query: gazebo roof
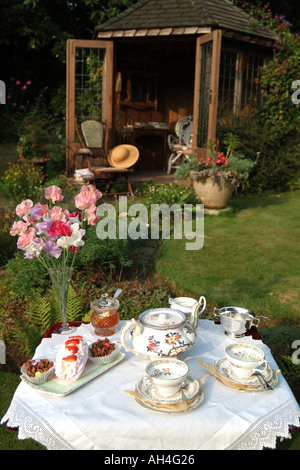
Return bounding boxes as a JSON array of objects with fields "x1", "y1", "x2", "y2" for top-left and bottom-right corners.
[{"x1": 95, "y1": 0, "x2": 276, "y2": 43}]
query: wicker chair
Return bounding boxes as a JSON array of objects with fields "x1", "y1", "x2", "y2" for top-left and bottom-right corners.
[{"x1": 167, "y1": 116, "x2": 193, "y2": 174}]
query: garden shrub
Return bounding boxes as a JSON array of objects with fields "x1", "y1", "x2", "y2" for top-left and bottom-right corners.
[
  {"x1": 75, "y1": 225, "x2": 134, "y2": 273},
  {"x1": 223, "y1": 2, "x2": 300, "y2": 193},
  {"x1": 217, "y1": 120, "x2": 300, "y2": 193},
  {"x1": 134, "y1": 182, "x2": 197, "y2": 207},
  {"x1": 5, "y1": 253, "x2": 49, "y2": 297},
  {"x1": 0, "y1": 202, "x2": 16, "y2": 265},
  {"x1": 0, "y1": 161, "x2": 43, "y2": 202}
]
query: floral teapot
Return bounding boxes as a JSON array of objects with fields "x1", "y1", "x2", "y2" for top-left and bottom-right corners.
[{"x1": 120, "y1": 296, "x2": 206, "y2": 358}]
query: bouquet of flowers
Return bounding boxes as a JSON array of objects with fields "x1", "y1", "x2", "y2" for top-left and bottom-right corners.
[{"x1": 10, "y1": 184, "x2": 102, "y2": 333}]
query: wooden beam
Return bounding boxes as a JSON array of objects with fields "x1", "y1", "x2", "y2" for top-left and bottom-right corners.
[
  {"x1": 207, "y1": 30, "x2": 222, "y2": 143},
  {"x1": 96, "y1": 26, "x2": 212, "y2": 39},
  {"x1": 66, "y1": 39, "x2": 76, "y2": 174}
]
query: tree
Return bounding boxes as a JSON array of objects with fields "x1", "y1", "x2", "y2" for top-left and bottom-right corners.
[
  {"x1": 0, "y1": 0, "x2": 135, "y2": 98},
  {"x1": 0, "y1": 0, "x2": 136, "y2": 139}
]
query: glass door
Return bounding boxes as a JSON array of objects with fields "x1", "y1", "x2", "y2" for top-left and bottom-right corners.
[
  {"x1": 193, "y1": 30, "x2": 222, "y2": 151},
  {"x1": 66, "y1": 39, "x2": 114, "y2": 173}
]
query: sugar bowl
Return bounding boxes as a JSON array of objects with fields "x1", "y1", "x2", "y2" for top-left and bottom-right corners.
[
  {"x1": 90, "y1": 293, "x2": 120, "y2": 336},
  {"x1": 214, "y1": 306, "x2": 268, "y2": 338}
]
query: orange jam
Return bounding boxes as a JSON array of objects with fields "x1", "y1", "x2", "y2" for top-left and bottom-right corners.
[
  {"x1": 91, "y1": 310, "x2": 119, "y2": 336},
  {"x1": 90, "y1": 294, "x2": 120, "y2": 336}
]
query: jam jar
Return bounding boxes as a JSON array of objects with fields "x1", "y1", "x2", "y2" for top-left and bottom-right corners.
[{"x1": 90, "y1": 293, "x2": 120, "y2": 336}]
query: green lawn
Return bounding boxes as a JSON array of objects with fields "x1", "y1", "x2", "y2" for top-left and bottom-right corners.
[
  {"x1": 156, "y1": 191, "x2": 300, "y2": 326},
  {"x1": 0, "y1": 372, "x2": 45, "y2": 450}
]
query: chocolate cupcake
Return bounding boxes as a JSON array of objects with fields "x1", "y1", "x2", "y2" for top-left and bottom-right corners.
[
  {"x1": 88, "y1": 338, "x2": 121, "y2": 364},
  {"x1": 21, "y1": 358, "x2": 55, "y2": 384}
]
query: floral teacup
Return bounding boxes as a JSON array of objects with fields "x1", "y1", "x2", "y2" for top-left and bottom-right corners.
[
  {"x1": 225, "y1": 343, "x2": 267, "y2": 380},
  {"x1": 145, "y1": 358, "x2": 188, "y2": 397}
]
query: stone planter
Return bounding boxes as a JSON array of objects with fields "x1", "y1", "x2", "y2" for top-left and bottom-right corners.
[{"x1": 193, "y1": 176, "x2": 234, "y2": 209}]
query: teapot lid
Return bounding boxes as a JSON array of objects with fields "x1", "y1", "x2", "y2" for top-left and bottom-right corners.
[{"x1": 139, "y1": 308, "x2": 186, "y2": 329}]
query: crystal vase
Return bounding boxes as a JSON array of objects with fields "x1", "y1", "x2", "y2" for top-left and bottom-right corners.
[{"x1": 48, "y1": 266, "x2": 76, "y2": 334}]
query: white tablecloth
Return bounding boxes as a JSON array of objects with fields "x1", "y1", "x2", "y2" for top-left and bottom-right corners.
[{"x1": 2, "y1": 320, "x2": 300, "y2": 450}]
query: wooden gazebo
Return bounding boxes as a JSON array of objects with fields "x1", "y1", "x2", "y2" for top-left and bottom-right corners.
[{"x1": 66, "y1": 0, "x2": 276, "y2": 173}]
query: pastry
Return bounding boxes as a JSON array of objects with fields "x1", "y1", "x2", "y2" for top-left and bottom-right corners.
[{"x1": 55, "y1": 335, "x2": 88, "y2": 382}]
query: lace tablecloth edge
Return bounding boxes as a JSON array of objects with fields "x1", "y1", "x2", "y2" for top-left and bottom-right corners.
[
  {"x1": 1, "y1": 396, "x2": 75, "y2": 450},
  {"x1": 226, "y1": 397, "x2": 300, "y2": 450},
  {"x1": 2, "y1": 395, "x2": 299, "y2": 451}
]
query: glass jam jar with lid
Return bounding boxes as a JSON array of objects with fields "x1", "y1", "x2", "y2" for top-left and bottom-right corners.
[{"x1": 90, "y1": 293, "x2": 120, "y2": 336}]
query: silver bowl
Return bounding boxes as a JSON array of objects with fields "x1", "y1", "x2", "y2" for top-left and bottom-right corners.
[{"x1": 214, "y1": 306, "x2": 267, "y2": 338}]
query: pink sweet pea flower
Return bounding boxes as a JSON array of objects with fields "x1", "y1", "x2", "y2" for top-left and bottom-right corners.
[
  {"x1": 85, "y1": 211, "x2": 99, "y2": 226},
  {"x1": 49, "y1": 205, "x2": 66, "y2": 222},
  {"x1": 44, "y1": 185, "x2": 64, "y2": 204},
  {"x1": 84, "y1": 204, "x2": 99, "y2": 225},
  {"x1": 36, "y1": 202, "x2": 48, "y2": 217},
  {"x1": 75, "y1": 185, "x2": 102, "y2": 211},
  {"x1": 10, "y1": 221, "x2": 30, "y2": 236},
  {"x1": 17, "y1": 227, "x2": 36, "y2": 250},
  {"x1": 16, "y1": 199, "x2": 33, "y2": 217},
  {"x1": 75, "y1": 189, "x2": 95, "y2": 210}
]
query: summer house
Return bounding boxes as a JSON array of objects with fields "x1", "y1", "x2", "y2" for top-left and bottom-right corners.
[{"x1": 66, "y1": 0, "x2": 276, "y2": 173}]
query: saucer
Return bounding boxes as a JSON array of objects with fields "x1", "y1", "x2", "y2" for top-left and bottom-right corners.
[
  {"x1": 215, "y1": 357, "x2": 278, "y2": 391},
  {"x1": 135, "y1": 389, "x2": 204, "y2": 414},
  {"x1": 136, "y1": 374, "x2": 200, "y2": 405}
]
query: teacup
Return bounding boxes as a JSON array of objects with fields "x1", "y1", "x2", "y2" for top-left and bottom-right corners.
[
  {"x1": 225, "y1": 343, "x2": 267, "y2": 380},
  {"x1": 145, "y1": 358, "x2": 188, "y2": 397}
]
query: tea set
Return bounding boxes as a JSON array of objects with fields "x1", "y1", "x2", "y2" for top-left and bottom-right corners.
[{"x1": 89, "y1": 292, "x2": 276, "y2": 413}]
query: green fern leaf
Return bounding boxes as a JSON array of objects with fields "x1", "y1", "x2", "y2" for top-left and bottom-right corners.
[
  {"x1": 82, "y1": 309, "x2": 93, "y2": 322},
  {"x1": 67, "y1": 284, "x2": 83, "y2": 322},
  {"x1": 29, "y1": 295, "x2": 53, "y2": 331}
]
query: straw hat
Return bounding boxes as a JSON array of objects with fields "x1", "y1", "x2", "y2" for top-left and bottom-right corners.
[{"x1": 108, "y1": 144, "x2": 139, "y2": 168}]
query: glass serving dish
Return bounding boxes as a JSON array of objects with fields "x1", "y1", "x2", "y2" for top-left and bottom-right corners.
[{"x1": 90, "y1": 293, "x2": 120, "y2": 336}]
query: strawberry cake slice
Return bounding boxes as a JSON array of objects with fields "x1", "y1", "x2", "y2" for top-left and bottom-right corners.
[{"x1": 55, "y1": 336, "x2": 88, "y2": 382}]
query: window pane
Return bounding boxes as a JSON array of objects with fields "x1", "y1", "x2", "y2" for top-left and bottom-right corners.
[
  {"x1": 75, "y1": 48, "x2": 104, "y2": 121},
  {"x1": 218, "y1": 50, "x2": 237, "y2": 116},
  {"x1": 241, "y1": 55, "x2": 264, "y2": 117}
]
